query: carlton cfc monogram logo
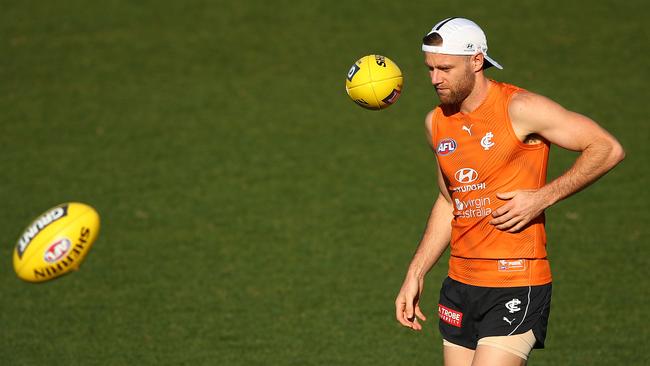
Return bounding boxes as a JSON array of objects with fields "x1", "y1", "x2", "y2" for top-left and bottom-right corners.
[
  {"x1": 505, "y1": 298, "x2": 522, "y2": 313},
  {"x1": 481, "y1": 132, "x2": 495, "y2": 150}
]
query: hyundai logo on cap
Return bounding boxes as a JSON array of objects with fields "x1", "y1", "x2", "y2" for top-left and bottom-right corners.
[{"x1": 422, "y1": 17, "x2": 503, "y2": 70}]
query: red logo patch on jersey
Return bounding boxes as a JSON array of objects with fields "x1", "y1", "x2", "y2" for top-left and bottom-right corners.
[
  {"x1": 498, "y1": 259, "x2": 527, "y2": 272},
  {"x1": 438, "y1": 304, "x2": 463, "y2": 327}
]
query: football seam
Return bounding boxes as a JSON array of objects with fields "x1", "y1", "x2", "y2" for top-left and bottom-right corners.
[{"x1": 345, "y1": 76, "x2": 403, "y2": 90}]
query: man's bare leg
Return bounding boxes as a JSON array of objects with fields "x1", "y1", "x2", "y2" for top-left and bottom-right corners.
[
  {"x1": 470, "y1": 345, "x2": 526, "y2": 366},
  {"x1": 443, "y1": 340, "x2": 474, "y2": 366}
]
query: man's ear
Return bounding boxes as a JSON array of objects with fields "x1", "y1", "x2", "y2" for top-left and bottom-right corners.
[{"x1": 472, "y1": 53, "x2": 485, "y2": 72}]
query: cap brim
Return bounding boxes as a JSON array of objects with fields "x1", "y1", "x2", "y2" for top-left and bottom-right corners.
[{"x1": 483, "y1": 54, "x2": 503, "y2": 70}]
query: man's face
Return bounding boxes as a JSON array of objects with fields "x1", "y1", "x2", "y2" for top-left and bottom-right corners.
[{"x1": 424, "y1": 52, "x2": 475, "y2": 105}]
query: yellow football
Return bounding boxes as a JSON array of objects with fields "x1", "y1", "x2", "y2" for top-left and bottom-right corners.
[
  {"x1": 345, "y1": 54, "x2": 403, "y2": 110},
  {"x1": 13, "y1": 202, "x2": 100, "y2": 283}
]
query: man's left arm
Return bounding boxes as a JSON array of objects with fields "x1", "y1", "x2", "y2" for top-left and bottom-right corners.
[{"x1": 490, "y1": 91, "x2": 626, "y2": 232}]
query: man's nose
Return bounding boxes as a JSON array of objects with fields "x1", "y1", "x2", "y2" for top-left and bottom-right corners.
[{"x1": 430, "y1": 69, "x2": 442, "y2": 85}]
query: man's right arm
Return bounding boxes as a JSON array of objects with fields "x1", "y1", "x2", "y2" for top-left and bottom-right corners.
[
  {"x1": 395, "y1": 111, "x2": 454, "y2": 330},
  {"x1": 405, "y1": 168, "x2": 454, "y2": 281}
]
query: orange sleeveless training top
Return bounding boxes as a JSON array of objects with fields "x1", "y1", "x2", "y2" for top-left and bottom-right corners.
[{"x1": 432, "y1": 81, "x2": 552, "y2": 287}]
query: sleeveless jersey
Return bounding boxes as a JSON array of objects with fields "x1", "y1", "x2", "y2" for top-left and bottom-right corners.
[{"x1": 431, "y1": 81, "x2": 552, "y2": 287}]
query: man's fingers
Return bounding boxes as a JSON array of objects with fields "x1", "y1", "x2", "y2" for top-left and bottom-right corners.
[
  {"x1": 508, "y1": 220, "x2": 529, "y2": 233},
  {"x1": 496, "y1": 191, "x2": 517, "y2": 200},
  {"x1": 495, "y1": 217, "x2": 521, "y2": 231},
  {"x1": 415, "y1": 305, "x2": 427, "y2": 322},
  {"x1": 489, "y1": 211, "x2": 515, "y2": 225},
  {"x1": 405, "y1": 297, "x2": 415, "y2": 320},
  {"x1": 491, "y1": 201, "x2": 513, "y2": 218},
  {"x1": 395, "y1": 298, "x2": 410, "y2": 327},
  {"x1": 396, "y1": 297, "x2": 417, "y2": 328},
  {"x1": 411, "y1": 317, "x2": 422, "y2": 330},
  {"x1": 398, "y1": 315, "x2": 412, "y2": 328},
  {"x1": 398, "y1": 311, "x2": 416, "y2": 329},
  {"x1": 395, "y1": 295, "x2": 426, "y2": 330}
]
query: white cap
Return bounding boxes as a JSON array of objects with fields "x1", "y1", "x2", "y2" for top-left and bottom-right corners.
[{"x1": 422, "y1": 17, "x2": 502, "y2": 70}]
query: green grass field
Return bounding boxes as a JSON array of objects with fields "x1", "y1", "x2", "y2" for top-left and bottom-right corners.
[{"x1": 1, "y1": 1, "x2": 648, "y2": 364}]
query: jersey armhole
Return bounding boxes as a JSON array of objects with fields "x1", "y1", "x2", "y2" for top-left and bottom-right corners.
[{"x1": 504, "y1": 91, "x2": 550, "y2": 151}]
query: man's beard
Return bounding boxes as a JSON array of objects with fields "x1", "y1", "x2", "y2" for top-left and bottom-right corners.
[{"x1": 437, "y1": 68, "x2": 475, "y2": 106}]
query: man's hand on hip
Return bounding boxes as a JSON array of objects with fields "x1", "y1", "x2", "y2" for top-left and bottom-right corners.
[{"x1": 490, "y1": 189, "x2": 550, "y2": 232}]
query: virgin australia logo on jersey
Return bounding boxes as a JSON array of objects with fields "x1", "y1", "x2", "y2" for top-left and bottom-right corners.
[{"x1": 453, "y1": 196, "x2": 492, "y2": 218}]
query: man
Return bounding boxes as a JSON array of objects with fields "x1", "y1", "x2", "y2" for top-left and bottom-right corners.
[{"x1": 394, "y1": 17, "x2": 625, "y2": 365}]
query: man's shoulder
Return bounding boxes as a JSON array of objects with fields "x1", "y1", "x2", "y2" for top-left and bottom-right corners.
[
  {"x1": 508, "y1": 90, "x2": 534, "y2": 112},
  {"x1": 493, "y1": 80, "x2": 557, "y2": 109},
  {"x1": 507, "y1": 87, "x2": 571, "y2": 139},
  {"x1": 508, "y1": 90, "x2": 557, "y2": 121},
  {"x1": 488, "y1": 80, "x2": 529, "y2": 103},
  {"x1": 491, "y1": 79, "x2": 525, "y2": 92},
  {"x1": 425, "y1": 105, "x2": 451, "y2": 131}
]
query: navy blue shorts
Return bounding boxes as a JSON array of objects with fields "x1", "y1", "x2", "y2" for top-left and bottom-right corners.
[{"x1": 437, "y1": 277, "x2": 552, "y2": 350}]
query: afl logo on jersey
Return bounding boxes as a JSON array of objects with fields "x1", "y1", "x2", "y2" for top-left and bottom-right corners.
[{"x1": 437, "y1": 138, "x2": 457, "y2": 156}]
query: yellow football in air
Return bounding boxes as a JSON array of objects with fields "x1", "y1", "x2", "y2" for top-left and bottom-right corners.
[
  {"x1": 13, "y1": 202, "x2": 100, "y2": 283},
  {"x1": 345, "y1": 54, "x2": 403, "y2": 110}
]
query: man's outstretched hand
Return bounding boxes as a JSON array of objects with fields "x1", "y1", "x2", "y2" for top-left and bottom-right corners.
[{"x1": 395, "y1": 275, "x2": 427, "y2": 330}]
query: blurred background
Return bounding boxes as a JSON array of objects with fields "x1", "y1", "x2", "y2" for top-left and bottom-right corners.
[{"x1": 1, "y1": 0, "x2": 647, "y2": 364}]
